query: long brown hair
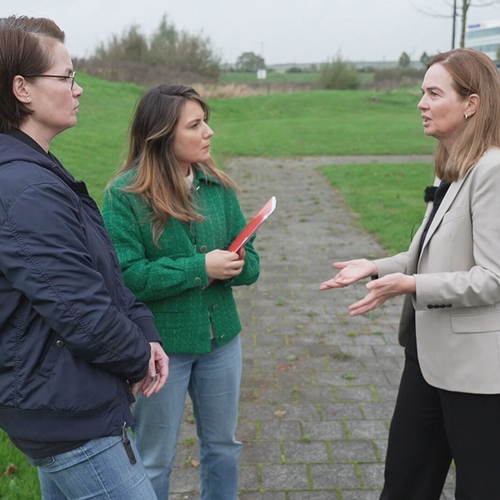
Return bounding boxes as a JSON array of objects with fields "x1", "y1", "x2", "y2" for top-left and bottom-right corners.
[
  {"x1": 427, "y1": 49, "x2": 500, "y2": 181},
  {"x1": 113, "y1": 84, "x2": 238, "y2": 245}
]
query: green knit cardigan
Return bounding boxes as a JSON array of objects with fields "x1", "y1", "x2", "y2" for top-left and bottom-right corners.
[{"x1": 102, "y1": 167, "x2": 260, "y2": 354}]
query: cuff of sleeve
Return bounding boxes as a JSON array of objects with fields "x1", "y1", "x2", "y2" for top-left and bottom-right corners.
[
  {"x1": 184, "y1": 254, "x2": 209, "y2": 288},
  {"x1": 135, "y1": 317, "x2": 162, "y2": 344}
]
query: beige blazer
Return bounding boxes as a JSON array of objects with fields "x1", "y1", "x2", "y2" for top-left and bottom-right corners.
[{"x1": 374, "y1": 148, "x2": 500, "y2": 394}]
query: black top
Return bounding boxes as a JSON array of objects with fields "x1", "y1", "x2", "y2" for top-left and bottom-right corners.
[{"x1": 407, "y1": 180, "x2": 451, "y2": 361}]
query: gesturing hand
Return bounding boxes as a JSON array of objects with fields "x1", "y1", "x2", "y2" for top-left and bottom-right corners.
[
  {"x1": 347, "y1": 272, "x2": 416, "y2": 316},
  {"x1": 319, "y1": 259, "x2": 378, "y2": 290}
]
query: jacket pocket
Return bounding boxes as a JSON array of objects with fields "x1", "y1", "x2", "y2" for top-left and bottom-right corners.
[
  {"x1": 451, "y1": 309, "x2": 500, "y2": 334},
  {"x1": 37, "y1": 333, "x2": 64, "y2": 378}
]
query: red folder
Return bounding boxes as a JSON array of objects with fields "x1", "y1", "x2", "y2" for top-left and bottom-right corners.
[
  {"x1": 207, "y1": 196, "x2": 276, "y2": 286},
  {"x1": 227, "y1": 196, "x2": 276, "y2": 252}
]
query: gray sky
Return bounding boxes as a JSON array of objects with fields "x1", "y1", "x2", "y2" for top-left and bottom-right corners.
[{"x1": 4, "y1": 0, "x2": 500, "y2": 65}]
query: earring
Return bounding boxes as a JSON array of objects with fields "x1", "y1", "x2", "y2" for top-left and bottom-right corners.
[
  {"x1": 26, "y1": 97, "x2": 30, "y2": 102},
  {"x1": 464, "y1": 114, "x2": 468, "y2": 119}
]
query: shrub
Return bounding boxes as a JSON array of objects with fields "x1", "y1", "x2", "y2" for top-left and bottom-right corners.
[{"x1": 318, "y1": 56, "x2": 359, "y2": 90}]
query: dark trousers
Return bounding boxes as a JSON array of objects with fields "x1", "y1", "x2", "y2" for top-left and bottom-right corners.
[{"x1": 380, "y1": 329, "x2": 500, "y2": 500}]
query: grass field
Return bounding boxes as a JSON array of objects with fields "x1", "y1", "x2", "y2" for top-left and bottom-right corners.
[
  {"x1": 0, "y1": 72, "x2": 434, "y2": 498},
  {"x1": 319, "y1": 162, "x2": 434, "y2": 255},
  {"x1": 48, "y1": 73, "x2": 431, "y2": 205}
]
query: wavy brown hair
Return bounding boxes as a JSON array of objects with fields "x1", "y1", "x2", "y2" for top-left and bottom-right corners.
[
  {"x1": 113, "y1": 84, "x2": 238, "y2": 245},
  {"x1": 427, "y1": 48, "x2": 500, "y2": 181}
]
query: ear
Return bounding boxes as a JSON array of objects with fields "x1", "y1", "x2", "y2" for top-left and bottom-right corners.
[
  {"x1": 12, "y1": 75, "x2": 31, "y2": 104},
  {"x1": 464, "y1": 93, "x2": 479, "y2": 118}
]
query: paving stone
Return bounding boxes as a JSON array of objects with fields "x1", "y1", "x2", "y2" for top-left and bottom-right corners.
[
  {"x1": 240, "y1": 442, "x2": 282, "y2": 464},
  {"x1": 259, "y1": 420, "x2": 302, "y2": 440},
  {"x1": 261, "y1": 464, "x2": 310, "y2": 490},
  {"x1": 310, "y1": 463, "x2": 361, "y2": 488},
  {"x1": 301, "y1": 421, "x2": 346, "y2": 440},
  {"x1": 346, "y1": 420, "x2": 389, "y2": 440},
  {"x1": 283, "y1": 441, "x2": 330, "y2": 463},
  {"x1": 288, "y1": 492, "x2": 340, "y2": 500},
  {"x1": 330, "y1": 440, "x2": 378, "y2": 463}
]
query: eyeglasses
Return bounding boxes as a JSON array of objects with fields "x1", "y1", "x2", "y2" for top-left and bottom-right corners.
[{"x1": 24, "y1": 71, "x2": 76, "y2": 90}]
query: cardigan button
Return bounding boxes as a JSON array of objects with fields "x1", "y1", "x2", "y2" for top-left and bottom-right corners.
[
  {"x1": 193, "y1": 277, "x2": 202, "y2": 286},
  {"x1": 199, "y1": 245, "x2": 208, "y2": 254},
  {"x1": 427, "y1": 305, "x2": 434, "y2": 309},
  {"x1": 212, "y1": 304, "x2": 219, "y2": 312},
  {"x1": 56, "y1": 340, "x2": 64, "y2": 348}
]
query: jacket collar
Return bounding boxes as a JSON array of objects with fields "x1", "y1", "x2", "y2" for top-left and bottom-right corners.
[
  {"x1": 193, "y1": 164, "x2": 222, "y2": 188},
  {"x1": 419, "y1": 167, "x2": 474, "y2": 257}
]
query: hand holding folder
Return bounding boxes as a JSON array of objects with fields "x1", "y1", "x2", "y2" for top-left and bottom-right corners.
[{"x1": 207, "y1": 196, "x2": 276, "y2": 286}]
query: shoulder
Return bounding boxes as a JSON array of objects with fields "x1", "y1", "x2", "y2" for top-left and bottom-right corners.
[{"x1": 107, "y1": 170, "x2": 136, "y2": 191}]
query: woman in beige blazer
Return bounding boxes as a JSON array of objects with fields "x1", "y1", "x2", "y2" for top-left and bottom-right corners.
[{"x1": 320, "y1": 48, "x2": 500, "y2": 500}]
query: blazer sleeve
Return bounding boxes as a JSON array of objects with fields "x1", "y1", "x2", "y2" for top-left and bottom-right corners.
[
  {"x1": 373, "y1": 252, "x2": 409, "y2": 277},
  {"x1": 0, "y1": 181, "x2": 151, "y2": 382}
]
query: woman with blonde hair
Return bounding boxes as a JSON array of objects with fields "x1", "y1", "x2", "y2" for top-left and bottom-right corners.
[
  {"x1": 320, "y1": 48, "x2": 500, "y2": 499},
  {"x1": 102, "y1": 84, "x2": 260, "y2": 499}
]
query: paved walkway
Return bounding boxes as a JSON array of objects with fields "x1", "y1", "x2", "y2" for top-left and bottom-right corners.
[{"x1": 169, "y1": 155, "x2": 455, "y2": 500}]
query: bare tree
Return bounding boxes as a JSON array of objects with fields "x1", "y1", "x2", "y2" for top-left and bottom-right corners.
[{"x1": 413, "y1": 0, "x2": 500, "y2": 49}]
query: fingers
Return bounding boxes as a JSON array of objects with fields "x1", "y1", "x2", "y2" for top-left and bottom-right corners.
[
  {"x1": 319, "y1": 278, "x2": 346, "y2": 290},
  {"x1": 332, "y1": 261, "x2": 349, "y2": 270},
  {"x1": 140, "y1": 343, "x2": 170, "y2": 398}
]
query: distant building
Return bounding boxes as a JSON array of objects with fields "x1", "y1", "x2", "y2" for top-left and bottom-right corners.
[{"x1": 465, "y1": 19, "x2": 500, "y2": 62}]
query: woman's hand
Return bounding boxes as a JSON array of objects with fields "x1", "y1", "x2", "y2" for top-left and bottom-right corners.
[
  {"x1": 135, "y1": 342, "x2": 169, "y2": 399},
  {"x1": 319, "y1": 259, "x2": 378, "y2": 290},
  {"x1": 205, "y1": 249, "x2": 245, "y2": 280},
  {"x1": 347, "y1": 273, "x2": 416, "y2": 316}
]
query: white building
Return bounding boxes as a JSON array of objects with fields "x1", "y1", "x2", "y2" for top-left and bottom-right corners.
[{"x1": 465, "y1": 19, "x2": 500, "y2": 62}]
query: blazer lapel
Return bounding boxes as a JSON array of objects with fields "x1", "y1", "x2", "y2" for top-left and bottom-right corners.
[{"x1": 419, "y1": 171, "x2": 471, "y2": 258}]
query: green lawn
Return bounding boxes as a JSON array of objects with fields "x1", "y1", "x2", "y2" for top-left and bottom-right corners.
[
  {"x1": 209, "y1": 88, "x2": 430, "y2": 157},
  {"x1": 319, "y1": 162, "x2": 435, "y2": 255},
  {"x1": 47, "y1": 75, "x2": 432, "y2": 206},
  {"x1": 0, "y1": 73, "x2": 434, "y2": 498}
]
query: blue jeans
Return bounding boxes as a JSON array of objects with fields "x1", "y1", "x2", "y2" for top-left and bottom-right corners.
[
  {"x1": 27, "y1": 433, "x2": 157, "y2": 500},
  {"x1": 132, "y1": 336, "x2": 242, "y2": 500}
]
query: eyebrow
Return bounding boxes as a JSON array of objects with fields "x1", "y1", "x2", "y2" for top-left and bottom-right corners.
[
  {"x1": 186, "y1": 117, "x2": 203, "y2": 126},
  {"x1": 423, "y1": 85, "x2": 442, "y2": 93}
]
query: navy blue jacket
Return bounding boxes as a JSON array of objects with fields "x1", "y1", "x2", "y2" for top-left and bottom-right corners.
[{"x1": 0, "y1": 133, "x2": 161, "y2": 443}]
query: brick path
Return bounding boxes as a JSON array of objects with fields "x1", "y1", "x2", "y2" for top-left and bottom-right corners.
[{"x1": 169, "y1": 155, "x2": 455, "y2": 499}]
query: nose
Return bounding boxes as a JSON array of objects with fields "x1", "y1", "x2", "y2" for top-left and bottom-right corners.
[
  {"x1": 73, "y1": 82, "x2": 83, "y2": 96},
  {"x1": 417, "y1": 95, "x2": 427, "y2": 111},
  {"x1": 204, "y1": 123, "x2": 214, "y2": 138}
]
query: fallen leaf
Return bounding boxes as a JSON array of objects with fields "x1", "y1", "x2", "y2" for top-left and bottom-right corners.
[
  {"x1": 2, "y1": 464, "x2": 17, "y2": 477},
  {"x1": 191, "y1": 459, "x2": 200, "y2": 467}
]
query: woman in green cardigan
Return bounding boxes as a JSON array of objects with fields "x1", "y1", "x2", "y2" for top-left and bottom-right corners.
[{"x1": 102, "y1": 84, "x2": 259, "y2": 500}]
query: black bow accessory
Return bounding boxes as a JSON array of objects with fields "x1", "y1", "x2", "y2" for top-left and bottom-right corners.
[{"x1": 424, "y1": 186, "x2": 438, "y2": 203}]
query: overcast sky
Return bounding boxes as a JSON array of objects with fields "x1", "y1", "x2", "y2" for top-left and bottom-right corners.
[{"x1": 4, "y1": 0, "x2": 500, "y2": 65}]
